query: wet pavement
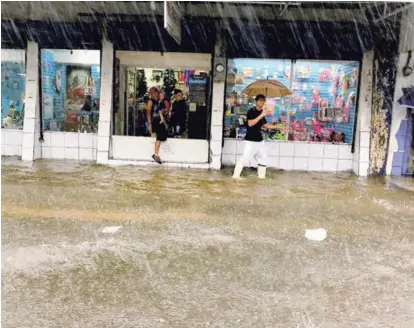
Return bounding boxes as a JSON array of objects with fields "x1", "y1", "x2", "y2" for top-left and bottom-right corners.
[{"x1": 2, "y1": 157, "x2": 414, "y2": 328}]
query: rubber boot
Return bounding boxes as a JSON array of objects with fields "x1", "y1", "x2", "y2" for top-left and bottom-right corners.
[
  {"x1": 232, "y1": 162, "x2": 244, "y2": 179},
  {"x1": 258, "y1": 165, "x2": 267, "y2": 179}
]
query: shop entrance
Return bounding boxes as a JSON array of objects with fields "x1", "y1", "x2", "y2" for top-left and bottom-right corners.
[{"x1": 111, "y1": 51, "x2": 212, "y2": 164}]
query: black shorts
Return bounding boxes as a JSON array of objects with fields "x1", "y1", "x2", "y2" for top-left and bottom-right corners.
[{"x1": 154, "y1": 121, "x2": 168, "y2": 142}]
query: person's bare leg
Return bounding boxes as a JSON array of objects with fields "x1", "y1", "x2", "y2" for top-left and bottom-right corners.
[{"x1": 155, "y1": 141, "x2": 161, "y2": 156}]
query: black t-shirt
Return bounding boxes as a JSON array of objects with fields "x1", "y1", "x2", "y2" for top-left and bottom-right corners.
[{"x1": 245, "y1": 107, "x2": 267, "y2": 142}]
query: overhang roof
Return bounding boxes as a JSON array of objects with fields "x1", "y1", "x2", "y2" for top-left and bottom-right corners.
[{"x1": 1, "y1": 1, "x2": 411, "y2": 24}]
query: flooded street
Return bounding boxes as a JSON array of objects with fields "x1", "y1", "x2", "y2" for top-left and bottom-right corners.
[{"x1": 2, "y1": 157, "x2": 414, "y2": 328}]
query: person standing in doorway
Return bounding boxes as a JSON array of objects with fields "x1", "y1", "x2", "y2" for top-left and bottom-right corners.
[
  {"x1": 232, "y1": 94, "x2": 280, "y2": 179},
  {"x1": 146, "y1": 87, "x2": 168, "y2": 164},
  {"x1": 171, "y1": 89, "x2": 188, "y2": 137}
]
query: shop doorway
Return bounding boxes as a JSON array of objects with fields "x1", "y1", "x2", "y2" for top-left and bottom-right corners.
[{"x1": 112, "y1": 51, "x2": 212, "y2": 164}]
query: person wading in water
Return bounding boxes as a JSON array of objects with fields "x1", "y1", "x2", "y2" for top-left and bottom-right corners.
[{"x1": 232, "y1": 94, "x2": 281, "y2": 179}]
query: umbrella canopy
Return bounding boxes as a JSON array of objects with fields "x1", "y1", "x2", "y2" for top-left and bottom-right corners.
[{"x1": 241, "y1": 79, "x2": 292, "y2": 98}]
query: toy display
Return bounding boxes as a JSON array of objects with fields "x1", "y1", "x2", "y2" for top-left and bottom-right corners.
[{"x1": 225, "y1": 59, "x2": 360, "y2": 144}]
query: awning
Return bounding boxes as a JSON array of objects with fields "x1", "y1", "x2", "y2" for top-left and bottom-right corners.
[{"x1": 398, "y1": 87, "x2": 414, "y2": 108}]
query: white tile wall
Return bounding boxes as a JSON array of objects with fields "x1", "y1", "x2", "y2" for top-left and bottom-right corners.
[
  {"x1": 360, "y1": 131, "x2": 370, "y2": 148},
  {"x1": 222, "y1": 140, "x2": 353, "y2": 173},
  {"x1": 210, "y1": 155, "x2": 222, "y2": 170},
  {"x1": 222, "y1": 139, "x2": 236, "y2": 154},
  {"x1": 1, "y1": 129, "x2": 23, "y2": 156},
  {"x1": 359, "y1": 162, "x2": 369, "y2": 177},
  {"x1": 338, "y1": 145, "x2": 353, "y2": 160},
  {"x1": 50, "y1": 133, "x2": 65, "y2": 147},
  {"x1": 112, "y1": 136, "x2": 209, "y2": 163},
  {"x1": 21, "y1": 147, "x2": 33, "y2": 160},
  {"x1": 294, "y1": 143, "x2": 310, "y2": 158},
  {"x1": 338, "y1": 159, "x2": 353, "y2": 171},
  {"x1": 210, "y1": 126, "x2": 223, "y2": 141},
  {"x1": 309, "y1": 143, "x2": 324, "y2": 158},
  {"x1": 210, "y1": 140, "x2": 222, "y2": 157},
  {"x1": 308, "y1": 158, "x2": 323, "y2": 171},
  {"x1": 79, "y1": 133, "x2": 94, "y2": 149},
  {"x1": 293, "y1": 157, "x2": 309, "y2": 171},
  {"x1": 279, "y1": 142, "x2": 295, "y2": 157},
  {"x1": 324, "y1": 144, "x2": 339, "y2": 159},
  {"x1": 65, "y1": 147, "x2": 79, "y2": 160},
  {"x1": 51, "y1": 147, "x2": 65, "y2": 159},
  {"x1": 267, "y1": 156, "x2": 279, "y2": 168},
  {"x1": 266, "y1": 142, "x2": 280, "y2": 156},
  {"x1": 98, "y1": 136, "x2": 110, "y2": 152},
  {"x1": 41, "y1": 132, "x2": 97, "y2": 162},
  {"x1": 279, "y1": 157, "x2": 294, "y2": 170},
  {"x1": 222, "y1": 153, "x2": 236, "y2": 165},
  {"x1": 323, "y1": 158, "x2": 338, "y2": 172},
  {"x1": 65, "y1": 133, "x2": 79, "y2": 148},
  {"x1": 359, "y1": 147, "x2": 370, "y2": 163}
]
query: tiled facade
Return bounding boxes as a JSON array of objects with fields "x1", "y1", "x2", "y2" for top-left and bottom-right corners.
[
  {"x1": 222, "y1": 140, "x2": 353, "y2": 173},
  {"x1": 2, "y1": 38, "x2": 401, "y2": 177}
]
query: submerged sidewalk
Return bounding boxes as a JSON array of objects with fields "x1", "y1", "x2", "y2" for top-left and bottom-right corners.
[
  {"x1": 2, "y1": 158, "x2": 414, "y2": 328},
  {"x1": 387, "y1": 176, "x2": 414, "y2": 192}
]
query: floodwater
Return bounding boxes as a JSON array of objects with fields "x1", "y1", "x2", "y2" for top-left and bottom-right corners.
[{"x1": 2, "y1": 157, "x2": 414, "y2": 328}]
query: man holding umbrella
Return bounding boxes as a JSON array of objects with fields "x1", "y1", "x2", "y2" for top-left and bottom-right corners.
[
  {"x1": 232, "y1": 94, "x2": 281, "y2": 179},
  {"x1": 232, "y1": 78, "x2": 292, "y2": 179}
]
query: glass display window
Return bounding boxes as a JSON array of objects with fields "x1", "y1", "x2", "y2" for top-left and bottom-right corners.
[
  {"x1": 288, "y1": 60, "x2": 360, "y2": 144},
  {"x1": 225, "y1": 58, "x2": 360, "y2": 145},
  {"x1": 40, "y1": 49, "x2": 101, "y2": 133},
  {"x1": 225, "y1": 58, "x2": 292, "y2": 140},
  {"x1": 1, "y1": 50, "x2": 26, "y2": 130}
]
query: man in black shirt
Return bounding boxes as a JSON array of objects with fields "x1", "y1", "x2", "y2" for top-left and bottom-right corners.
[{"x1": 232, "y1": 94, "x2": 281, "y2": 179}]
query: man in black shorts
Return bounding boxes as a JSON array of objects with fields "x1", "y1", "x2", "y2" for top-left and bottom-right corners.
[{"x1": 146, "y1": 87, "x2": 168, "y2": 164}]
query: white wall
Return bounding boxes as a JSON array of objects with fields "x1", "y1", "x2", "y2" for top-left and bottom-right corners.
[
  {"x1": 1, "y1": 49, "x2": 25, "y2": 64},
  {"x1": 353, "y1": 50, "x2": 374, "y2": 177},
  {"x1": 49, "y1": 49, "x2": 101, "y2": 65},
  {"x1": 22, "y1": 42, "x2": 41, "y2": 161},
  {"x1": 96, "y1": 40, "x2": 114, "y2": 165},
  {"x1": 111, "y1": 136, "x2": 209, "y2": 164},
  {"x1": 222, "y1": 140, "x2": 353, "y2": 172},
  {"x1": 1, "y1": 129, "x2": 23, "y2": 156},
  {"x1": 41, "y1": 132, "x2": 97, "y2": 161}
]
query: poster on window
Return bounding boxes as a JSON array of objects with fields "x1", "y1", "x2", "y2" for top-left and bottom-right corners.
[{"x1": 66, "y1": 66, "x2": 90, "y2": 112}]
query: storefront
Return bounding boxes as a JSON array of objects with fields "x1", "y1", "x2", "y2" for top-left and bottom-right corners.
[
  {"x1": 39, "y1": 49, "x2": 101, "y2": 161},
  {"x1": 222, "y1": 58, "x2": 360, "y2": 172},
  {"x1": 385, "y1": 8, "x2": 414, "y2": 177},
  {"x1": 110, "y1": 51, "x2": 212, "y2": 165},
  {"x1": 1, "y1": 49, "x2": 26, "y2": 157}
]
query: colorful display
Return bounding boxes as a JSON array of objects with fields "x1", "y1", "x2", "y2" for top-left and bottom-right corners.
[
  {"x1": 1, "y1": 61, "x2": 26, "y2": 129},
  {"x1": 225, "y1": 59, "x2": 360, "y2": 144},
  {"x1": 41, "y1": 50, "x2": 101, "y2": 133},
  {"x1": 225, "y1": 59, "x2": 291, "y2": 140}
]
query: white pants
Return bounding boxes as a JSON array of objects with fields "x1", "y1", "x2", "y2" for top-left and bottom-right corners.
[{"x1": 240, "y1": 140, "x2": 267, "y2": 167}]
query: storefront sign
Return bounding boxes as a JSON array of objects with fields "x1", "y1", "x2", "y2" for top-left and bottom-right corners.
[
  {"x1": 189, "y1": 75, "x2": 208, "y2": 106},
  {"x1": 164, "y1": 1, "x2": 181, "y2": 45}
]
